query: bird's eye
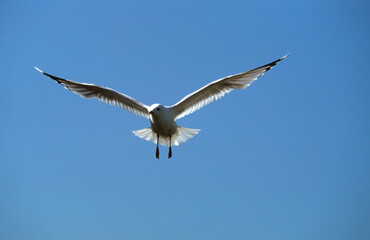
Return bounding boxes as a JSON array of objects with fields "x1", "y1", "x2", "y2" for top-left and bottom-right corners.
[{"x1": 156, "y1": 108, "x2": 160, "y2": 111}]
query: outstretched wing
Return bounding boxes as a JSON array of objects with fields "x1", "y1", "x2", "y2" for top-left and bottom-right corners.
[
  {"x1": 171, "y1": 54, "x2": 288, "y2": 120},
  {"x1": 35, "y1": 67, "x2": 150, "y2": 118}
]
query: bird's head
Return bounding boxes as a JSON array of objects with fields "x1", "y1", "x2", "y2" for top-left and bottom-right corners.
[{"x1": 148, "y1": 104, "x2": 164, "y2": 115}]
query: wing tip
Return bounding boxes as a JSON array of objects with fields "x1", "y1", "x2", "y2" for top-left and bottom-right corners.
[
  {"x1": 34, "y1": 67, "x2": 62, "y2": 83},
  {"x1": 266, "y1": 53, "x2": 289, "y2": 70},
  {"x1": 34, "y1": 66, "x2": 43, "y2": 73},
  {"x1": 281, "y1": 53, "x2": 290, "y2": 60}
]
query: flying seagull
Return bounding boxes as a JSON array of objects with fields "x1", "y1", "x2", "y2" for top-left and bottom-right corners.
[{"x1": 35, "y1": 54, "x2": 288, "y2": 159}]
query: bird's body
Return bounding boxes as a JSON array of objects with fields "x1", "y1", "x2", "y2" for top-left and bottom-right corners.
[
  {"x1": 148, "y1": 104, "x2": 177, "y2": 137},
  {"x1": 35, "y1": 54, "x2": 288, "y2": 158}
]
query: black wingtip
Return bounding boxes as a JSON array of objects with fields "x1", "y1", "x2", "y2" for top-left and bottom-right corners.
[
  {"x1": 275, "y1": 53, "x2": 290, "y2": 64},
  {"x1": 264, "y1": 53, "x2": 289, "y2": 71},
  {"x1": 34, "y1": 67, "x2": 63, "y2": 84}
]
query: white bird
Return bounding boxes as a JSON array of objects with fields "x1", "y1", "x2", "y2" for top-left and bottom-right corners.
[{"x1": 35, "y1": 54, "x2": 288, "y2": 159}]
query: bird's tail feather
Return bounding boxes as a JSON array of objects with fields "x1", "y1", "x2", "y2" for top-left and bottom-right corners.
[{"x1": 132, "y1": 127, "x2": 200, "y2": 146}]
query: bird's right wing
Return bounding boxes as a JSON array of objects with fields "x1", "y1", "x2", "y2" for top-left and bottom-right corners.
[
  {"x1": 35, "y1": 67, "x2": 150, "y2": 119},
  {"x1": 171, "y1": 54, "x2": 288, "y2": 120}
]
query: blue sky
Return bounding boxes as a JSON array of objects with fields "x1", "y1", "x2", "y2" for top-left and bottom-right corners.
[{"x1": 1, "y1": 0, "x2": 369, "y2": 239}]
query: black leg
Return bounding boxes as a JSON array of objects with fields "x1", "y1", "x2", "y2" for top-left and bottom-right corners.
[
  {"x1": 168, "y1": 135, "x2": 172, "y2": 159},
  {"x1": 156, "y1": 134, "x2": 160, "y2": 159}
]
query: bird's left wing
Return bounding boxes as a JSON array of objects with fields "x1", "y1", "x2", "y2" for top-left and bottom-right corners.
[
  {"x1": 171, "y1": 54, "x2": 288, "y2": 120},
  {"x1": 35, "y1": 67, "x2": 150, "y2": 119}
]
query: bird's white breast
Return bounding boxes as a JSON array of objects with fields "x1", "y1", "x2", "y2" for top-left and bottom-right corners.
[{"x1": 150, "y1": 107, "x2": 178, "y2": 136}]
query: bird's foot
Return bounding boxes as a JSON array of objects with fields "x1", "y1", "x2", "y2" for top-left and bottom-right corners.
[
  {"x1": 156, "y1": 146, "x2": 159, "y2": 159},
  {"x1": 168, "y1": 146, "x2": 172, "y2": 159}
]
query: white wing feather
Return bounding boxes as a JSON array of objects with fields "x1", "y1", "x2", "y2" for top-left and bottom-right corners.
[
  {"x1": 171, "y1": 54, "x2": 288, "y2": 120},
  {"x1": 35, "y1": 67, "x2": 149, "y2": 118}
]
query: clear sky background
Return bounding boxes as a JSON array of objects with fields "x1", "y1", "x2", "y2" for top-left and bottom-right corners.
[{"x1": 1, "y1": 1, "x2": 369, "y2": 239}]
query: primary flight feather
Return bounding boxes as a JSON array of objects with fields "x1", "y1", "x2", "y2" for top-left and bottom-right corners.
[{"x1": 35, "y1": 54, "x2": 288, "y2": 158}]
